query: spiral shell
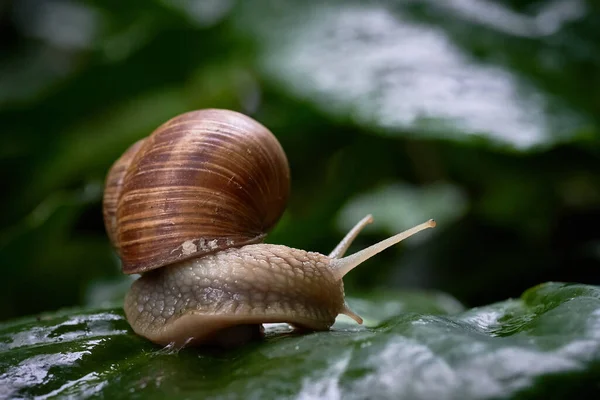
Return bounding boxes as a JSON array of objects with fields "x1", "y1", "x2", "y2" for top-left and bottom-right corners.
[{"x1": 103, "y1": 109, "x2": 290, "y2": 274}]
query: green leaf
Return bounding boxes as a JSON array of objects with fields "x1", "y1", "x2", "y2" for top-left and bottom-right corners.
[
  {"x1": 235, "y1": 0, "x2": 595, "y2": 151},
  {"x1": 336, "y1": 182, "x2": 468, "y2": 243},
  {"x1": 1, "y1": 282, "x2": 599, "y2": 399}
]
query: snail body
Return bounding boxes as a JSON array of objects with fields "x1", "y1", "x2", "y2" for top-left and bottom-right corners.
[{"x1": 103, "y1": 109, "x2": 435, "y2": 347}]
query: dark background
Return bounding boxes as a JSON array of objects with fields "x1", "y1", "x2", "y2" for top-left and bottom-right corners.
[{"x1": 1, "y1": 0, "x2": 599, "y2": 322}]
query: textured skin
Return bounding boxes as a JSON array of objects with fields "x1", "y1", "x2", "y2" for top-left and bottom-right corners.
[{"x1": 124, "y1": 244, "x2": 344, "y2": 346}]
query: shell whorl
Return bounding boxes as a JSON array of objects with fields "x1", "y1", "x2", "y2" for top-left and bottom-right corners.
[
  {"x1": 103, "y1": 138, "x2": 146, "y2": 248},
  {"x1": 103, "y1": 109, "x2": 290, "y2": 274}
]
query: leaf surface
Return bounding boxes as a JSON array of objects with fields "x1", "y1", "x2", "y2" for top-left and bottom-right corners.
[{"x1": 1, "y1": 283, "x2": 599, "y2": 399}]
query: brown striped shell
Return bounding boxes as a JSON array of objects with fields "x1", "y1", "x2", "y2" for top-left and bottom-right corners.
[{"x1": 102, "y1": 109, "x2": 290, "y2": 274}]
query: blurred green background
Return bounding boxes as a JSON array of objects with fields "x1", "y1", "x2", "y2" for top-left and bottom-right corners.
[{"x1": 0, "y1": 0, "x2": 599, "y2": 322}]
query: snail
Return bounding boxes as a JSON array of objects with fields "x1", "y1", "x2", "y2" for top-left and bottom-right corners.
[{"x1": 103, "y1": 109, "x2": 436, "y2": 348}]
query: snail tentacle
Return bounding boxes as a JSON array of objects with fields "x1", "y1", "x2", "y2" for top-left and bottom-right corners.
[
  {"x1": 329, "y1": 219, "x2": 436, "y2": 280},
  {"x1": 328, "y1": 214, "x2": 374, "y2": 259}
]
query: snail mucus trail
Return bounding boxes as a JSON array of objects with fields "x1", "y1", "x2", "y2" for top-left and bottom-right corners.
[{"x1": 102, "y1": 108, "x2": 436, "y2": 348}]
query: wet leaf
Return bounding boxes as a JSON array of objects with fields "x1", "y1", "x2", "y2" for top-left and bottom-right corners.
[
  {"x1": 1, "y1": 283, "x2": 599, "y2": 399},
  {"x1": 236, "y1": 0, "x2": 594, "y2": 151}
]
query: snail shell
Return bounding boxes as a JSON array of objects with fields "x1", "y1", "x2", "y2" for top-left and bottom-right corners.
[{"x1": 103, "y1": 109, "x2": 290, "y2": 274}]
